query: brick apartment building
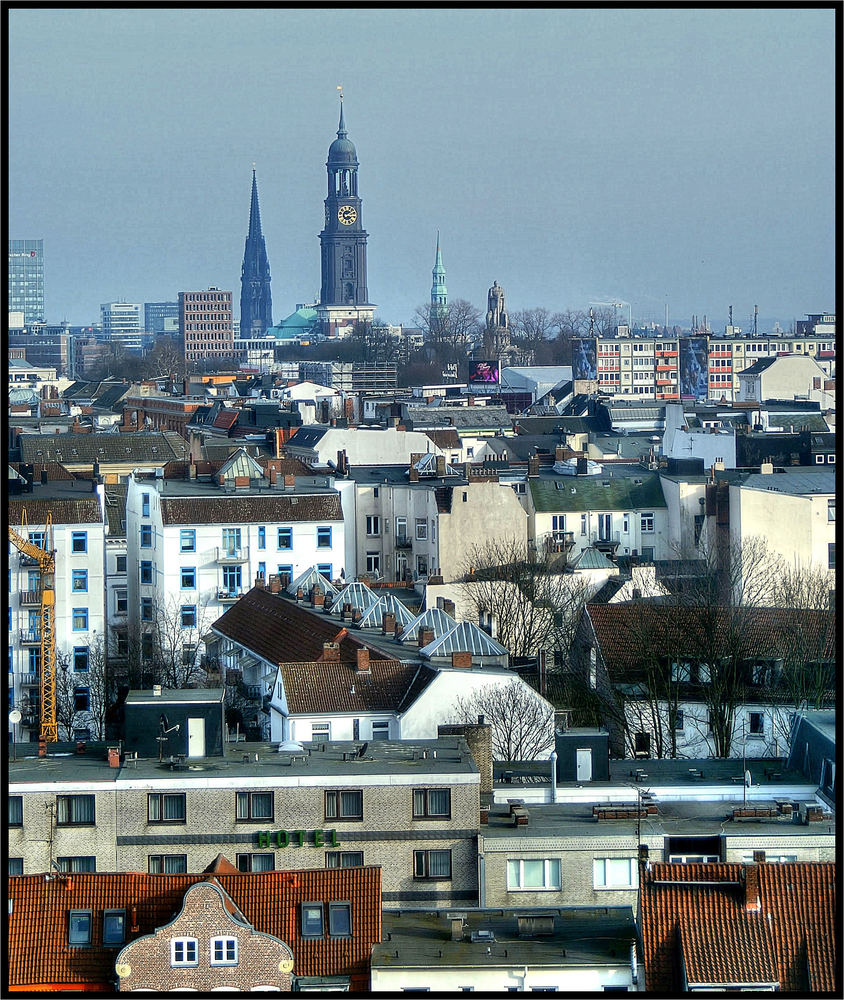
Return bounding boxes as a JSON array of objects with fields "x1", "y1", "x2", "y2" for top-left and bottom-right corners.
[{"x1": 179, "y1": 288, "x2": 235, "y2": 368}]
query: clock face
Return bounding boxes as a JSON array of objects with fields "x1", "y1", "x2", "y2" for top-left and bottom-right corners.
[{"x1": 337, "y1": 205, "x2": 357, "y2": 226}]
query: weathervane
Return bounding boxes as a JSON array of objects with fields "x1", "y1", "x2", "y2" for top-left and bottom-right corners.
[{"x1": 337, "y1": 84, "x2": 343, "y2": 102}]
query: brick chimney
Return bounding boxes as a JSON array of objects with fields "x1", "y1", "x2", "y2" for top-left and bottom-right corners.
[
  {"x1": 382, "y1": 612, "x2": 397, "y2": 635},
  {"x1": 312, "y1": 586, "x2": 325, "y2": 608},
  {"x1": 321, "y1": 642, "x2": 340, "y2": 662},
  {"x1": 268, "y1": 575, "x2": 282, "y2": 594},
  {"x1": 269, "y1": 468, "x2": 278, "y2": 485},
  {"x1": 284, "y1": 474, "x2": 295, "y2": 488},
  {"x1": 355, "y1": 648, "x2": 370, "y2": 674},
  {"x1": 527, "y1": 455, "x2": 540, "y2": 478},
  {"x1": 255, "y1": 573, "x2": 265, "y2": 589},
  {"x1": 441, "y1": 599, "x2": 456, "y2": 618},
  {"x1": 555, "y1": 444, "x2": 566, "y2": 462},
  {"x1": 418, "y1": 627, "x2": 435, "y2": 648},
  {"x1": 409, "y1": 464, "x2": 420, "y2": 482},
  {"x1": 435, "y1": 455, "x2": 446, "y2": 477},
  {"x1": 744, "y1": 863, "x2": 761, "y2": 912},
  {"x1": 341, "y1": 601, "x2": 353, "y2": 621},
  {"x1": 451, "y1": 651, "x2": 472, "y2": 669}
]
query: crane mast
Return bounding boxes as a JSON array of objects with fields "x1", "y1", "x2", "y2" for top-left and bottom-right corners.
[{"x1": 9, "y1": 511, "x2": 57, "y2": 747}]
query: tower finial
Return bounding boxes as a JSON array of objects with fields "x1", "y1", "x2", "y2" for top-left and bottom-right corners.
[{"x1": 336, "y1": 85, "x2": 346, "y2": 135}]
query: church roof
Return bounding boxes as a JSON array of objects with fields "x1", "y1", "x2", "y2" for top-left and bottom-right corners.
[{"x1": 328, "y1": 99, "x2": 358, "y2": 164}]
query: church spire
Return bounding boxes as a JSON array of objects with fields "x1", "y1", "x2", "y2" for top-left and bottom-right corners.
[
  {"x1": 431, "y1": 231, "x2": 448, "y2": 319},
  {"x1": 337, "y1": 89, "x2": 347, "y2": 137},
  {"x1": 240, "y1": 166, "x2": 273, "y2": 339}
]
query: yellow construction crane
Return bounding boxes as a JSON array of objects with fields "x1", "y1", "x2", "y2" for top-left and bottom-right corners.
[{"x1": 9, "y1": 510, "x2": 57, "y2": 746}]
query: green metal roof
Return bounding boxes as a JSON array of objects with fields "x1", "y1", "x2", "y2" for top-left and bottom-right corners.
[
  {"x1": 530, "y1": 472, "x2": 667, "y2": 512},
  {"x1": 573, "y1": 547, "x2": 617, "y2": 570}
]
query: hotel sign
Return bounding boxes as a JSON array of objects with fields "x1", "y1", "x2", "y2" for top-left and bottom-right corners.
[{"x1": 257, "y1": 829, "x2": 339, "y2": 848}]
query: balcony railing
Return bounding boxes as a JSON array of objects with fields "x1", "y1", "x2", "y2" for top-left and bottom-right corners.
[
  {"x1": 548, "y1": 531, "x2": 575, "y2": 553},
  {"x1": 216, "y1": 546, "x2": 249, "y2": 564},
  {"x1": 16, "y1": 671, "x2": 39, "y2": 687},
  {"x1": 19, "y1": 629, "x2": 41, "y2": 645},
  {"x1": 217, "y1": 589, "x2": 243, "y2": 602},
  {"x1": 394, "y1": 535, "x2": 412, "y2": 549},
  {"x1": 18, "y1": 553, "x2": 39, "y2": 567},
  {"x1": 19, "y1": 590, "x2": 40, "y2": 607}
]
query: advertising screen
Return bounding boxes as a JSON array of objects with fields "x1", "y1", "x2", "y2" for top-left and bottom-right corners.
[
  {"x1": 468, "y1": 360, "x2": 499, "y2": 384},
  {"x1": 572, "y1": 338, "x2": 597, "y2": 380},
  {"x1": 679, "y1": 337, "x2": 709, "y2": 399}
]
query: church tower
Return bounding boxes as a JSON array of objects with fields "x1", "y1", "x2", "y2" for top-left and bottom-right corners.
[
  {"x1": 240, "y1": 168, "x2": 273, "y2": 338},
  {"x1": 317, "y1": 93, "x2": 375, "y2": 336},
  {"x1": 430, "y1": 231, "x2": 448, "y2": 322}
]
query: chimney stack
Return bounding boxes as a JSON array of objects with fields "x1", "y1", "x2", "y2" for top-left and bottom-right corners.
[
  {"x1": 418, "y1": 627, "x2": 435, "y2": 648},
  {"x1": 527, "y1": 455, "x2": 540, "y2": 478},
  {"x1": 321, "y1": 642, "x2": 340, "y2": 662},
  {"x1": 744, "y1": 863, "x2": 761, "y2": 912},
  {"x1": 441, "y1": 599, "x2": 456, "y2": 618},
  {"x1": 451, "y1": 651, "x2": 472, "y2": 669},
  {"x1": 435, "y1": 455, "x2": 446, "y2": 477},
  {"x1": 382, "y1": 612, "x2": 397, "y2": 635},
  {"x1": 355, "y1": 648, "x2": 370, "y2": 673}
]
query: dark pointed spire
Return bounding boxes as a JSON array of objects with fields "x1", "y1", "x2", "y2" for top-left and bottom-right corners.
[
  {"x1": 247, "y1": 165, "x2": 263, "y2": 241},
  {"x1": 337, "y1": 85, "x2": 347, "y2": 136},
  {"x1": 240, "y1": 165, "x2": 272, "y2": 338}
]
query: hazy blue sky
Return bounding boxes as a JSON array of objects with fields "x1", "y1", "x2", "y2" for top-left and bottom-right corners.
[{"x1": 8, "y1": 8, "x2": 835, "y2": 330}]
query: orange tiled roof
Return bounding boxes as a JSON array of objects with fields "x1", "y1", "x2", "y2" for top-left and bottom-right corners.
[
  {"x1": 639, "y1": 862, "x2": 836, "y2": 992},
  {"x1": 8, "y1": 866, "x2": 381, "y2": 991}
]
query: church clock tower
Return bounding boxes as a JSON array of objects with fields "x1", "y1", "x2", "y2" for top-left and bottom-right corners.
[{"x1": 317, "y1": 92, "x2": 375, "y2": 336}]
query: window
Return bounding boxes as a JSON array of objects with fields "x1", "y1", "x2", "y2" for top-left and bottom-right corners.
[
  {"x1": 413, "y1": 788, "x2": 451, "y2": 818},
  {"x1": 277, "y1": 527, "x2": 293, "y2": 549},
  {"x1": 580, "y1": 513, "x2": 587, "y2": 535},
  {"x1": 180, "y1": 605, "x2": 197, "y2": 628},
  {"x1": 141, "y1": 493, "x2": 150, "y2": 517},
  {"x1": 72, "y1": 569, "x2": 88, "y2": 592},
  {"x1": 748, "y1": 712, "x2": 764, "y2": 736},
  {"x1": 148, "y1": 792, "x2": 186, "y2": 823},
  {"x1": 180, "y1": 566, "x2": 196, "y2": 589},
  {"x1": 674, "y1": 710, "x2": 684, "y2": 732},
  {"x1": 103, "y1": 910, "x2": 126, "y2": 946},
  {"x1": 552, "y1": 515, "x2": 566, "y2": 533},
  {"x1": 171, "y1": 938, "x2": 198, "y2": 967},
  {"x1": 828, "y1": 499, "x2": 835, "y2": 522},
  {"x1": 277, "y1": 563, "x2": 293, "y2": 585},
  {"x1": 71, "y1": 645, "x2": 89, "y2": 672},
  {"x1": 325, "y1": 789, "x2": 363, "y2": 821},
  {"x1": 366, "y1": 552, "x2": 381, "y2": 574},
  {"x1": 74, "y1": 686, "x2": 89, "y2": 712},
  {"x1": 593, "y1": 858, "x2": 638, "y2": 889},
  {"x1": 326, "y1": 851, "x2": 364, "y2": 868},
  {"x1": 329, "y1": 902, "x2": 352, "y2": 937},
  {"x1": 114, "y1": 588, "x2": 128, "y2": 614},
  {"x1": 222, "y1": 565, "x2": 242, "y2": 593},
  {"x1": 301, "y1": 903, "x2": 324, "y2": 937},
  {"x1": 634, "y1": 732, "x2": 651, "y2": 756},
  {"x1": 258, "y1": 561, "x2": 266, "y2": 580},
  {"x1": 236, "y1": 853, "x2": 274, "y2": 872},
  {"x1": 366, "y1": 515, "x2": 380, "y2": 535},
  {"x1": 258, "y1": 525, "x2": 266, "y2": 549},
  {"x1": 141, "y1": 597, "x2": 153, "y2": 622},
  {"x1": 507, "y1": 858, "x2": 561, "y2": 890},
  {"x1": 68, "y1": 910, "x2": 92, "y2": 946},
  {"x1": 416, "y1": 554, "x2": 429, "y2": 576},
  {"x1": 622, "y1": 513, "x2": 630, "y2": 533},
  {"x1": 140, "y1": 524, "x2": 152, "y2": 548},
  {"x1": 72, "y1": 608, "x2": 88, "y2": 631},
  {"x1": 8, "y1": 858, "x2": 23, "y2": 876},
  {"x1": 414, "y1": 849, "x2": 452, "y2": 879},
  {"x1": 148, "y1": 854, "x2": 187, "y2": 873},
  {"x1": 372, "y1": 720, "x2": 389, "y2": 741},
  {"x1": 140, "y1": 560, "x2": 153, "y2": 584},
  {"x1": 9, "y1": 796, "x2": 22, "y2": 826},
  {"x1": 211, "y1": 936, "x2": 238, "y2": 965},
  {"x1": 317, "y1": 563, "x2": 332, "y2": 580},
  {"x1": 71, "y1": 531, "x2": 87, "y2": 553},
  {"x1": 317, "y1": 526, "x2": 332, "y2": 548},
  {"x1": 236, "y1": 791, "x2": 273, "y2": 821},
  {"x1": 415, "y1": 518, "x2": 427, "y2": 540},
  {"x1": 179, "y1": 529, "x2": 195, "y2": 552},
  {"x1": 57, "y1": 856, "x2": 96, "y2": 872},
  {"x1": 829, "y1": 543, "x2": 835, "y2": 570},
  {"x1": 395, "y1": 516, "x2": 407, "y2": 540},
  {"x1": 640, "y1": 512, "x2": 654, "y2": 532}
]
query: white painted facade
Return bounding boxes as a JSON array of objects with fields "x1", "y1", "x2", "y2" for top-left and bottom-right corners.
[
  {"x1": 285, "y1": 425, "x2": 446, "y2": 468},
  {"x1": 371, "y1": 961, "x2": 635, "y2": 993}
]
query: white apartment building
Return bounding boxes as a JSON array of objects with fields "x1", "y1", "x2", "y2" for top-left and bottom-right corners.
[
  {"x1": 9, "y1": 484, "x2": 106, "y2": 741},
  {"x1": 125, "y1": 450, "x2": 345, "y2": 668},
  {"x1": 100, "y1": 301, "x2": 144, "y2": 353}
]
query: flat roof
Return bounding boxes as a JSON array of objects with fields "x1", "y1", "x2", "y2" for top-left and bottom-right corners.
[{"x1": 125, "y1": 688, "x2": 225, "y2": 704}]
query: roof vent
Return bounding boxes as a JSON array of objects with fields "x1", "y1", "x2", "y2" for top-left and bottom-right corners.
[{"x1": 471, "y1": 929, "x2": 495, "y2": 944}]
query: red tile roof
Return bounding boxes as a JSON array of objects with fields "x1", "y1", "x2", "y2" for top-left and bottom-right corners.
[
  {"x1": 212, "y1": 587, "x2": 391, "y2": 664},
  {"x1": 8, "y1": 866, "x2": 381, "y2": 991},
  {"x1": 639, "y1": 862, "x2": 836, "y2": 992},
  {"x1": 586, "y1": 603, "x2": 836, "y2": 675},
  {"x1": 280, "y1": 659, "x2": 436, "y2": 714}
]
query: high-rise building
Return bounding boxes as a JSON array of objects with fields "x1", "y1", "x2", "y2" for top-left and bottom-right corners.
[
  {"x1": 430, "y1": 232, "x2": 448, "y2": 322},
  {"x1": 240, "y1": 168, "x2": 273, "y2": 339},
  {"x1": 8, "y1": 240, "x2": 45, "y2": 324},
  {"x1": 179, "y1": 288, "x2": 235, "y2": 368},
  {"x1": 100, "y1": 301, "x2": 145, "y2": 353},
  {"x1": 144, "y1": 301, "x2": 180, "y2": 336},
  {"x1": 317, "y1": 95, "x2": 375, "y2": 337}
]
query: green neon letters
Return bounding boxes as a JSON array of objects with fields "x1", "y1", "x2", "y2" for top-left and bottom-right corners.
[{"x1": 256, "y1": 829, "x2": 339, "y2": 848}]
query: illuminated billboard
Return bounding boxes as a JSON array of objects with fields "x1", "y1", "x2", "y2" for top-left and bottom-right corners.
[
  {"x1": 679, "y1": 337, "x2": 709, "y2": 399},
  {"x1": 572, "y1": 338, "x2": 597, "y2": 380},
  {"x1": 468, "y1": 360, "x2": 499, "y2": 384}
]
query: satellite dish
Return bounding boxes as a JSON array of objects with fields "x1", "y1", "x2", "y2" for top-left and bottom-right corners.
[{"x1": 9, "y1": 709, "x2": 22, "y2": 724}]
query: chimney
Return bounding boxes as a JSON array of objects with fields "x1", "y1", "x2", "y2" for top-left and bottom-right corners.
[
  {"x1": 189, "y1": 462, "x2": 197, "y2": 480},
  {"x1": 577, "y1": 451, "x2": 588, "y2": 475},
  {"x1": 342, "y1": 601, "x2": 353, "y2": 620},
  {"x1": 268, "y1": 575, "x2": 282, "y2": 594},
  {"x1": 312, "y1": 587, "x2": 325, "y2": 608},
  {"x1": 284, "y1": 474, "x2": 295, "y2": 489},
  {"x1": 409, "y1": 464, "x2": 419, "y2": 482},
  {"x1": 441, "y1": 599, "x2": 456, "y2": 618},
  {"x1": 555, "y1": 445, "x2": 566, "y2": 463},
  {"x1": 322, "y1": 642, "x2": 340, "y2": 662},
  {"x1": 451, "y1": 651, "x2": 472, "y2": 669},
  {"x1": 435, "y1": 455, "x2": 446, "y2": 477},
  {"x1": 467, "y1": 395, "x2": 475, "y2": 406},
  {"x1": 107, "y1": 746, "x2": 120, "y2": 768},
  {"x1": 40, "y1": 469, "x2": 48, "y2": 486},
  {"x1": 760, "y1": 461, "x2": 774, "y2": 475},
  {"x1": 255, "y1": 573, "x2": 265, "y2": 589},
  {"x1": 527, "y1": 455, "x2": 539, "y2": 478},
  {"x1": 382, "y1": 612, "x2": 397, "y2": 635},
  {"x1": 450, "y1": 915, "x2": 465, "y2": 941},
  {"x1": 418, "y1": 627, "x2": 435, "y2": 648},
  {"x1": 337, "y1": 450, "x2": 349, "y2": 476},
  {"x1": 152, "y1": 684, "x2": 162, "y2": 696},
  {"x1": 275, "y1": 427, "x2": 283, "y2": 459},
  {"x1": 270, "y1": 468, "x2": 278, "y2": 485},
  {"x1": 355, "y1": 649, "x2": 370, "y2": 673},
  {"x1": 744, "y1": 863, "x2": 761, "y2": 912},
  {"x1": 344, "y1": 397, "x2": 356, "y2": 426}
]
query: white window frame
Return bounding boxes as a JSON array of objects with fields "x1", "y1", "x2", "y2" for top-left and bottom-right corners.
[
  {"x1": 415, "y1": 518, "x2": 428, "y2": 540},
  {"x1": 365, "y1": 515, "x2": 380, "y2": 536},
  {"x1": 171, "y1": 937, "x2": 198, "y2": 967},
  {"x1": 593, "y1": 857, "x2": 638, "y2": 889},
  {"x1": 507, "y1": 858, "x2": 561, "y2": 891},
  {"x1": 210, "y1": 935, "x2": 238, "y2": 966},
  {"x1": 366, "y1": 551, "x2": 381, "y2": 575}
]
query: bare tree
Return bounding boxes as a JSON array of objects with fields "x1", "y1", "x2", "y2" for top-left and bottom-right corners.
[
  {"x1": 510, "y1": 307, "x2": 555, "y2": 352},
  {"x1": 453, "y1": 681, "x2": 555, "y2": 760},
  {"x1": 461, "y1": 536, "x2": 589, "y2": 662},
  {"x1": 414, "y1": 298, "x2": 483, "y2": 367},
  {"x1": 54, "y1": 636, "x2": 113, "y2": 740},
  {"x1": 146, "y1": 336, "x2": 186, "y2": 381},
  {"x1": 150, "y1": 595, "x2": 213, "y2": 689}
]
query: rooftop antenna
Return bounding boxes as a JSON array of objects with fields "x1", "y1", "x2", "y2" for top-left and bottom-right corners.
[
  {"x1": 753, "y1": 305, "x2": 758, "y2": 337},
  {"x1": 728, "y1": 305, "x2": 733, "y2": 328}
]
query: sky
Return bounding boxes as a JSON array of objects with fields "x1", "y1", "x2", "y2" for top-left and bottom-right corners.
[{"x1": 8, "y1": 8, "x2": 836, "y2": 331}]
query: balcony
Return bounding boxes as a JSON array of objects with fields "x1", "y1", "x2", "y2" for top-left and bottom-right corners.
[
  {"x1": 19, "y1": 629, "x2": 41, "y2": 645},
  {"x1": 394, "y1": 535, "x2": 412, "y2": 549},
  {"x1": 19, "y1": 590, "x2": 40, "y2": 607},
  {"x1": 16, "y1": 671, "x2": 39, "y2": 687},
  {"x1": 18, "y1": 553, "x2": 39, "y2": 568},
  {"x1": 217, "y1": 589, "x2": 243, "y2": 603},
  {"x1": 216, "y1": 546, "x2": 249, "y2": 564},
  {"x1": 548, "y1": 531, "x2": 575, "y2": 553}
]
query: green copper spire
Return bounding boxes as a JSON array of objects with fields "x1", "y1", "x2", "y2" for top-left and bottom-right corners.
[{"x1": 431, "y1": 231, "x2": 448, "y2": 318}]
